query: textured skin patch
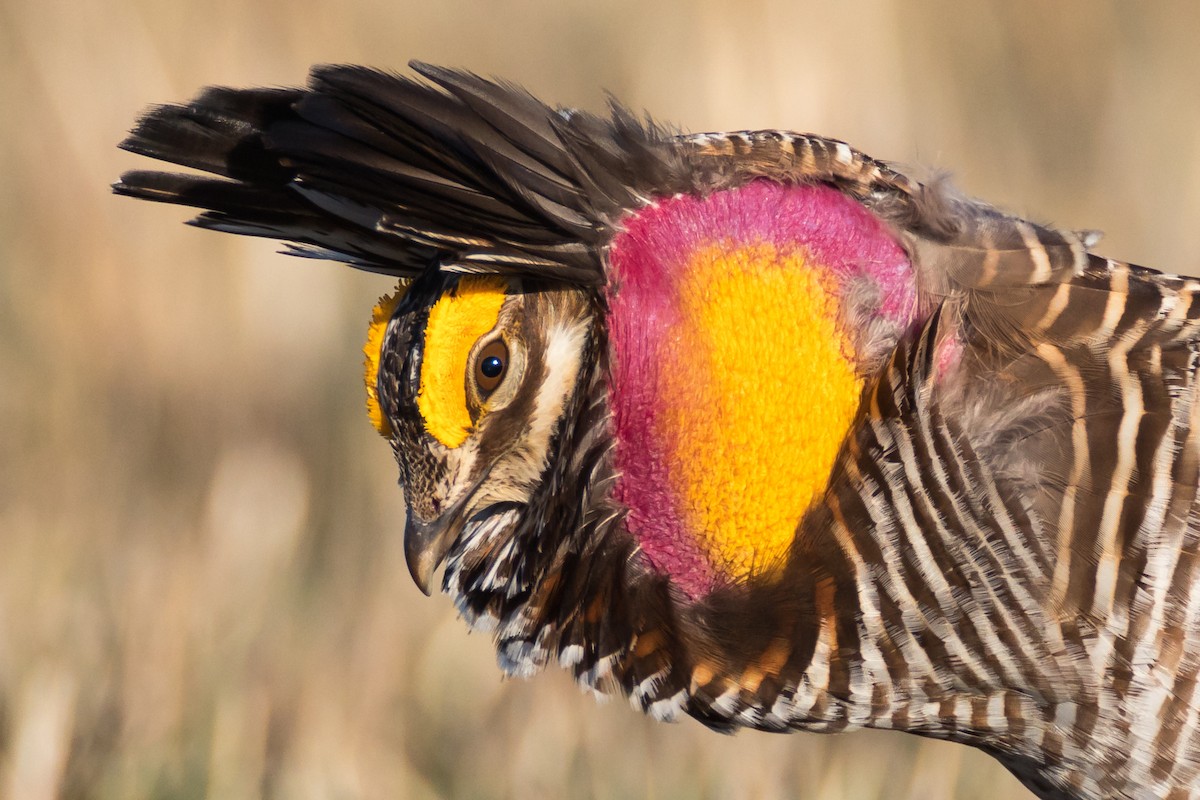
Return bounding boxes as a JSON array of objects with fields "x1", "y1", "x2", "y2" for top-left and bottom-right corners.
[
  {"x1": 665, "y1": 244, "x2": 862, "y2": 579},
  {"x1": 418, "y1": 277, "x2": 508, "y2": 448},
  {"x1": 364, "y1": 280, "x2": 410, "y2": 437},
  {"x1": 608, "y1": 180, "x2": 913, "y2": 598}
]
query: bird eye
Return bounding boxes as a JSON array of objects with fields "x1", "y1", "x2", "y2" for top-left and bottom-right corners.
[{"x1": 474, "y1": 338, "x2": 508, "y2": 395}]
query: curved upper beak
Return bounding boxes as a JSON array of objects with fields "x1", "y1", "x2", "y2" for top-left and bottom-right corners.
[{"x1": 404, "y1": 513, "x2": 459, "y2": 596}]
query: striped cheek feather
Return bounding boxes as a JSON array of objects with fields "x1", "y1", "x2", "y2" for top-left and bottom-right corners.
[{"x1": 608, "y1": 180, "x2": 915, "y2": 599}]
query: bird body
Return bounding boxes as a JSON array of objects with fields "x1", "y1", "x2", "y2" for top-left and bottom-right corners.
[{"x1": 115, "y1": 63, "x2": 1200, "y2": 800}]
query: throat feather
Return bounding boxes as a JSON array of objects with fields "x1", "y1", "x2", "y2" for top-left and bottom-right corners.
[{"x1": 607, "y1": 181, "x2": 913, "y2": 599}]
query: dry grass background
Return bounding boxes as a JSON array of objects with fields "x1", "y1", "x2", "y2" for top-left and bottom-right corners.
[{"x1": 3, "y1": 1, "x2": 1200, "y2": 798}]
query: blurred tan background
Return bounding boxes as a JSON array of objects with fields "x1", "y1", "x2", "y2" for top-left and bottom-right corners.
[{"x1": 3, "y1": 1, "x2": 1200, "y2": 798}]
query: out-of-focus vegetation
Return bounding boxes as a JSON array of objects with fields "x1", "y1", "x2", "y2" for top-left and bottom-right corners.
[{"x1": 3, "y1": 1, "x2": 1200, "y2": 797}]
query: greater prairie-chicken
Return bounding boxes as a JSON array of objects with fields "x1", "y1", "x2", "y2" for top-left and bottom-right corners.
[{"x1": 115, "y1": 63, "x2": 1200, "y2": 800}]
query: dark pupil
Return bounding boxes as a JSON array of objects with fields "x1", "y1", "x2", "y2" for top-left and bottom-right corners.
[{"x1": 481, "y1": 355, "x2": 504, "y2": 378}]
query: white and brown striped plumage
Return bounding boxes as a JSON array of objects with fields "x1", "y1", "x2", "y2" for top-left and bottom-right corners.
[{"x1": 115, "y1": 63, "x2": 1200, "y2": 799}]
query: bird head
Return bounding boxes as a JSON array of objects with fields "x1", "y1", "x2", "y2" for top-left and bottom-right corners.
[{"x1": 365, "y1": 271, "x2": 598, "y2": 598}]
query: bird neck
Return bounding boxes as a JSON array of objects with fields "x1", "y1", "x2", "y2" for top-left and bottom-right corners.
[
  {"x1": 628, "y1": 332, "x2": 1083, "y2": 793},
  {"x1": 793, "y1": 337, "x2": 1082, "y2": 795}
]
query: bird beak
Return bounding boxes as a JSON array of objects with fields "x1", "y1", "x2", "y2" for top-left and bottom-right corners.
[{"x1": 404, "y1": 513, "x2": 458, "y2": 596}]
